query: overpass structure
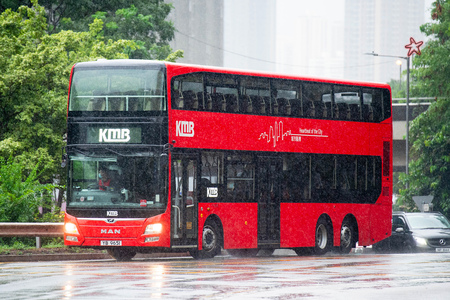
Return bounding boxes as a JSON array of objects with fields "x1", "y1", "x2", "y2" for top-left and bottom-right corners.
[{"x1": 392, "y1": 99, "x2": 431, "y2": 172}]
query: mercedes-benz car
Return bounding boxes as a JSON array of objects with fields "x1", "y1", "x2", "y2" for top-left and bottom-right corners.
[{"x1": 373, "y1": 212, "x2": 450, "y2": 253}]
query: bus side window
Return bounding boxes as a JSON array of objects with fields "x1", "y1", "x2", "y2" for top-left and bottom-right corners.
[
  {"x1": 200, "y1": 152, "x2": 224, "y2": 201},
  {"x1": 363, "y1": 88, "x2": 389, "y2": 122},
  {"x1": 303, "y1": 83, "x2": 331, "y2": 120},
  {"x1": 334, "y1": 86, "x2": 361, "y2": 121},
  {"x1": 363, "y1": 92, "x2": 373, "y2": 121},
  {"x1": 226, "y1": 154, "x2": 255, "y2": 202}
]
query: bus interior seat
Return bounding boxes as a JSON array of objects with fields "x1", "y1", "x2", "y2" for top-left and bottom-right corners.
[
  {"x1": 172, "y1": 90, "x2": 183, "y2": 109},
  {"x1": 315, "y1": 101, "x2": 327, "y2": 118},
  {"x1": 204, "y1": 93, "x2": 212, "y2": 111},
  {"x1": 211, "y1": 93, "x2": 226, "y2": 112},
  {"x1": 249, "y1": 96, "x2": 262, "y2": 114},
  {"x1": 289, "y1": 98, "x2": 303, "y2": 117},
  {"x1": 261, "y1": 97, "x2": 270, "y2": 114},
  {"x1": 271, "y1": 97, "x2": 279, "y2": 115},
  {"x1": 109, "y1": 92, "x2": 125, "y2": 111},
  {"x1": 349, "y1": 104, "x2": 361, "y2": 120},
  {"x1": 197, "y1": 92, "x2": 206, "y2": 110},
  {"x1": 337, "y1": 103, "x2": 350, "y2": 120},
  {"x1": 304, "y1": 99, "x2": 315, "y2": 117},
  {"x1": 240, "y1": 95, "x2": 253, "y2": 113},
  {"x1": 277, "y1": 98, "x2": 292, "y2": 116},
  {"x1": 182, "y1": 90, "x2": 198, "y2": 110},
  {"x1": 126, "y1": 91, "x2": 139, "y2": 111},
  {"x1": 225, "y1": 94, "x2": 238, "y2": 113},
  {"x1": 87, "y1": 90, "x2": 106, "y2": 111},
  {"x1": 363, "y1": 104, "x2": 373, "y2": 121}
]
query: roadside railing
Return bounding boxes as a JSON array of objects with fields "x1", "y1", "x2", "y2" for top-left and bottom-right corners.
[
  {"x1": 392, "y1": 97, "x2": 436, "y2": 104},
  {"x1": 0, "y1": 223, "x2": 64, "y2": 248}
]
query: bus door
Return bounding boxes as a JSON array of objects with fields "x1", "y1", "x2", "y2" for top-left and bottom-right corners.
[
  {"x1": 171, "y1": 156, "x2": 198, "y2": 248},
  {"x1": 257, "y1": 156, "x2": 282, "y2": 244}
]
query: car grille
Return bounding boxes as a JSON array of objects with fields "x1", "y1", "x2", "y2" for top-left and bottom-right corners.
[{"x1": 428, "y1": 238, "x2": 450, "y2": 247}]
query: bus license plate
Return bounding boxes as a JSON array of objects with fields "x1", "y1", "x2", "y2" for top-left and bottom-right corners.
[{"x1": 101, "y1": 240, "x2": 122, "y2": 246}]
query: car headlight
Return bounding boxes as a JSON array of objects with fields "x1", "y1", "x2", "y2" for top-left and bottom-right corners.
[
  {"x1": 413, "y1": 236, "x2": 428, "y2": 247},
  {"x1": 144, "y1": 223, "x2": 163, "y2": 235},
  {"x1": 64, "y1": 222, "x2": 79, "y2": 234}
]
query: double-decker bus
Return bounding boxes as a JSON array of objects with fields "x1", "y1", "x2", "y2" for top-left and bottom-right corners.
[{"x1": 64, "y1": 59, "x2": 392, "y2": 260}]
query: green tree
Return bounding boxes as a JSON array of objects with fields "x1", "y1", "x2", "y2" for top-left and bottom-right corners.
[
  {"x1": 399, "y1": 1, "x2": 450, "y2": 217},
  {"x1": 0, "y1": 156, "x2": 59, "y2": 222},
  {"x1": 0, "y1": 0, "x2": 178, "y2": 60},
  {"x1": 0, "y1": 1, "x2": 138, "y2": 184}
]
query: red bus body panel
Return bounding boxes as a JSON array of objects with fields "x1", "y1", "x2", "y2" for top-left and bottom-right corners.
[{"x1": 198, "y1": 203, "x2": 258, "y2": 250}]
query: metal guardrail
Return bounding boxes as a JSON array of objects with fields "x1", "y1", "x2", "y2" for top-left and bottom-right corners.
[
  {"x1": 392, "y1": 97, "x2": 436, "y2": 103},
  {"x1": 0, "y1": 223, "x2": 64, "y2": 248}
]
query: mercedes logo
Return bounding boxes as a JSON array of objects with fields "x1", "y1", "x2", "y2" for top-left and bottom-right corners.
[{"x1": 439, "y1": 239, "x2": 446, "y2": 246}]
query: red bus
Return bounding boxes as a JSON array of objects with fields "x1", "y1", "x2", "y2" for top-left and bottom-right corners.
[{"x1": 64, "y1": 59, "x2": 392, "y2": 260}]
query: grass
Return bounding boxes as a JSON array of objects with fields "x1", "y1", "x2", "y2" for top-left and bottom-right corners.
[{"x1": 0, "y1": 238, "x2": 106, "y2": 255}]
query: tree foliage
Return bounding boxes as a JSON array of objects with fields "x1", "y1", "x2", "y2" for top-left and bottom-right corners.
[
  {"x1": 0, "y1": 156, "x2": 60, "y2": 222},
  {"x1": 0, "y1": 1, "x2": 139, "y2": 183},
  {"x1": 0, "y1": 0, "x2": 178, "y2": 60},
  {"x1": 399, "y1": 0, "x2": 450, "y2": 217}
]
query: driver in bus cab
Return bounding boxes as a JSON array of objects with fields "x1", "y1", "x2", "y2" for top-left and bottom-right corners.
[{"x1": 98, "y1": 166, "x2": 118, "y2": 191}]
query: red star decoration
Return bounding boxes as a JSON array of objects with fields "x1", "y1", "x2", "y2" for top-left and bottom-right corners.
[{"x1": 405, "y1": 37, "x2": 424, "y2": 57}]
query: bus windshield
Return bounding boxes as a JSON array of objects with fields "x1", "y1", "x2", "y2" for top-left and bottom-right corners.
[
  {"x1": 69, "y1": 67, "x2": 166, "y2": 112},
  {"x1": 67, "y1": 150, "x2": 168, "y2": 209}
]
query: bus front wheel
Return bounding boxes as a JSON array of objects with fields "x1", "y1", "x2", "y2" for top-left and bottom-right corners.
[
  {"x1": 190, "y1": 220, "x2": 222, "y2": 259},
  {"x1": 107, "y1": 248, "x2": 136, "y2": 261}
]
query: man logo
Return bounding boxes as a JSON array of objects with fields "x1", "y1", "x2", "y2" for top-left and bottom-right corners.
[
  {"x1": 99, "y1": 128, "x2": 130, "y2": 143},
  {"x1": 101, "y1": 229, "x2": 121, "y2": 234},
  {"x1": 176, "y1": 121, "x2": 194, "y2": 137}
]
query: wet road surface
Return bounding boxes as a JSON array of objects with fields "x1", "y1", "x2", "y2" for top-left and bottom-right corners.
[{"x1": 1, "y1": 250, "x2": 450, "y2": 299}]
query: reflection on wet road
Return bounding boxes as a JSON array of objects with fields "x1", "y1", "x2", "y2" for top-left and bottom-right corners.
[{"x1": 1, "y1": 251, "x2": 450, "y2": 299}]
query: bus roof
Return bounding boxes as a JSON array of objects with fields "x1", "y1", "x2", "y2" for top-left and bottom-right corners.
[{"x1": 73, "y1": 59, "x2": 390, "y2": 90}]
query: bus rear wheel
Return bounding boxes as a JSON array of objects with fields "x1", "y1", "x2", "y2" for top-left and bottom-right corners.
[
  {"x1": 190, "y1": 220, "x2": 222, "y2": 259},
  {"x1": 107, "y1": 248, "x2": 136, "y2": 261},
  {"x1": 313, "y1": 218, "x2": 332, "y2": 255},
  {"x1": 338, "y1": 220, "x2": 355, "y2": 254}
]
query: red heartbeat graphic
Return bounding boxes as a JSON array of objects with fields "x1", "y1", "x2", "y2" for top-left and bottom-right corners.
[{"x1": 405, "y1": 37, "x2": 424, "y2": 57}]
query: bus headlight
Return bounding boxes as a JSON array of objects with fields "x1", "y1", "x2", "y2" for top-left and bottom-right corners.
[
  {"x1": 64, "y1": 222, "x2": 79, "y2": 235},
  {"x1": 144, "y1": 223, "x2": 163, "y2": 235}
]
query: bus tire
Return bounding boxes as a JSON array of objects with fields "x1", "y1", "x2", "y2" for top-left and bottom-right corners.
[
  {"x1": 338, "y1": 219, "x2": 355, "y2": 254},
  {"x1": 190, "y1": 220, "x2": 222, "y2": 259},
  {"x1": 107, "y1": 248, "x2": 136, "y2": 261},
  {"x1": 313, "y1": 217, "x2": 332, "y2": 255},
  {"x1": 294, "y1": 247, "x2": 313, "y2": 256}
]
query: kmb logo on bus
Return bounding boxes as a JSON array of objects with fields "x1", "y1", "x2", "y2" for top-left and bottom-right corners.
[
  {"x1": 176, "y1": 121, "x2": 195, "y2": 137},
  {"x1": 99, "y1": 128, "x2": 130, "y2": 143}
]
